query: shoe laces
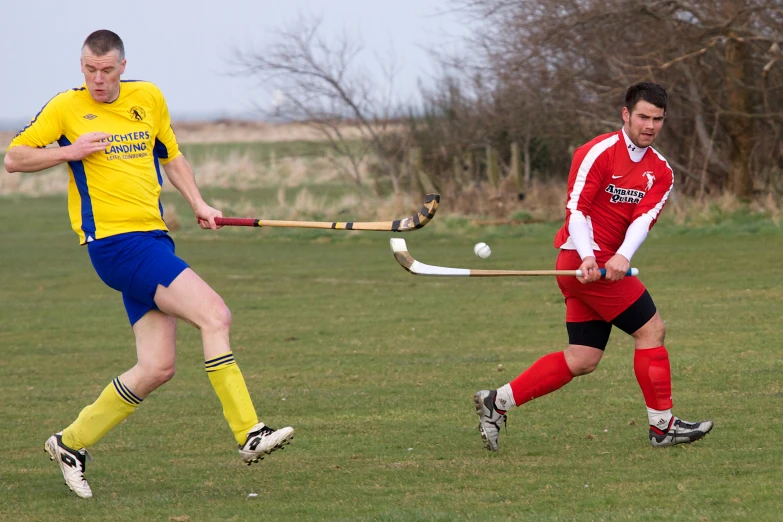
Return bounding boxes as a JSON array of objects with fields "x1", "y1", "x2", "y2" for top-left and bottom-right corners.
[
  {"x1": 257, "y1": 425, "x2": 275, "y2": 436},
  {"x1": 245, "y1": 425, "x2": 275, "y2": 445}
]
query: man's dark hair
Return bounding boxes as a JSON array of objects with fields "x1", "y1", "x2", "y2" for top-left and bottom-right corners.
[
  {"x1": 83, "y1": 30, "x2": 125, "y2": 60},
  {"x1": 624, "y1": 82, "x2": 667, "y2": 113}
]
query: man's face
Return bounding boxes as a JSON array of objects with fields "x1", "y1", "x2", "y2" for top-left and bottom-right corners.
[
  {"x1": 80, "y1": 48, "x2": 125, "y2": 103},
  {"x1": 622, "y1": 100, "x2": 665, "y2": 148}
]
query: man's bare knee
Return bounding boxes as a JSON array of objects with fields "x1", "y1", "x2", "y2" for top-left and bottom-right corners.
[
  {"x1": 201, "y1": 301, "x2": 231, "y2": 333},
  {"x1": 633, "y1": 313, "x2": 666, "y2": 347},
  {"x1": 570, "y1": 360, "x2": 599, "y2": 376},
  {"x1": 141, "y1": 364, "x2": 176, "y2": 388},
  {"x1": 564, "y1": 345, "x2": 603, "y2": 376}
]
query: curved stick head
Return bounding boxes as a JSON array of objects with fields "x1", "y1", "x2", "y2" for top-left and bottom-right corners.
[
  {"x1": 389, "y1": 238, "x2": 415, "y2": 272},
  {"x1": 396, "y1": 194, "x2": 440, "y2": 231}
]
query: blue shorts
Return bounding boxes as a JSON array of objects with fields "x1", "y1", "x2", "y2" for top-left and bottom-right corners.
[{"x1": 88, "y1": 231, "x2": 189, "y2": 326}]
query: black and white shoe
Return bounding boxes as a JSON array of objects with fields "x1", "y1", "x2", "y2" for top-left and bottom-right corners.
[
  {"x1": 238, "y1": 423, "x2": 294, "y2": 465},
  {"x1": 649, "y1": 417, "x2": 713, "y2": 447},
  {"x1": 473, "y1": 390, "x2": 507, "y2": 451},
  {"x1": 44, "y1": 432, "x2": 92, "y2": 498}
]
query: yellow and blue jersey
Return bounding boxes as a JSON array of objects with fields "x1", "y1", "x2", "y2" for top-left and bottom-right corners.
[{"x1": 8, "y1": 81, "x2": 182, "y2": 244}]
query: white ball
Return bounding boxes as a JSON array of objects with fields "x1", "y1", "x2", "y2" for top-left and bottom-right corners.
[{"x1": 473, "y1": 242, "x2": 491, "y2": 259}]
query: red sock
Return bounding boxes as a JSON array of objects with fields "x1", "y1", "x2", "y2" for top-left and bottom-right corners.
[
  {"x1": 509, "y1": 351, "x2": 574, "y2": 406},
  {"x1": 634, "y1": 346, "x2": 673, "y2": 410}
]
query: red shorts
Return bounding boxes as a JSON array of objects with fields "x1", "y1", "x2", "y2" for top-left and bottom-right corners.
[{"x1": 555, "y1": 249, "x2": 646, "y2": 322}]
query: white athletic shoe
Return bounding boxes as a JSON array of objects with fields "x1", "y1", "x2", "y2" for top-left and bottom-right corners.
[
  {"x1": 649, "y1": 417, "x2": 714, "y2": 447},
  {"x1": 474, "y1": 390, "x2": 507, "y2": 451},
  {"x1": 44, "y1": 433, "x2": 93, "y2": 499},
  {"x1": 238, "y1": 423, "x2": 295, "y2": 465}
]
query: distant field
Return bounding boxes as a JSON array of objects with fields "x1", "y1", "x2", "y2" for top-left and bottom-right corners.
[
  {"x1": 0, "y1": 120, "x2": 374, "y2": 154},
  {"x1": 1, "y1": 191, "x2": 781, "y2": 521},
  {"x1": 0, "y1": 132, "x2": 361, "y2": 198},
  {"x1": 178, "y1": 140, "x2": 340, "y2": 164}
]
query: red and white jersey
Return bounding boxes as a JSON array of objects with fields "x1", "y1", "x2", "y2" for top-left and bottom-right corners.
[{"x1": 554, "y1": 129, "x2": 673, "y2": 260}]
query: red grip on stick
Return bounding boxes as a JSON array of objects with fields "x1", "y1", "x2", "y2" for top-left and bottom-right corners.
[{"x1": 215, "y1": 217, "x2": 258, "y2": 227}]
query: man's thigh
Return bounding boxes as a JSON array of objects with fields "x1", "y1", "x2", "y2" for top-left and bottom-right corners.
[
  {"x1": 89, "y1": 231, "x2": 189, "y2": 325},
  {"x1": 153, "y1": 268, "x2": 225, "y2": 327}
]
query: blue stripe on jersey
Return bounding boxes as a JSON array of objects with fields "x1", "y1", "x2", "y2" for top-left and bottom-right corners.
[
  {"x1": 57, "y1": 135, "x2": 96, "y2": 239},
  {"x1": 153, "y1": 148, "x2": 165, "y2": 219},
  {"x1": 15, "y1": 87, "x2": 86, "y2": 138},
  {"x1": 154, "y1": 137, "x2": 169, "y2": 159},
  {"x1": 15, "y1": 108, "x2": 45, "y2": 138}
]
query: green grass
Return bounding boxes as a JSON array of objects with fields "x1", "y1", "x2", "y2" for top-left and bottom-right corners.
[{"x1": 1, "y1": 193, "x2": 782, "y2": 521}]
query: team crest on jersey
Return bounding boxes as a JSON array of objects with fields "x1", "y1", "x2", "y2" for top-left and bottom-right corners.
[
  {"x1": 643, "y1": 171, "x2": 655, "y2": 190},
  {"x1": 605, "y1": 184, "x2": 646, "y2": 204},
  {"x1": 129, "y1": 107, "x2": 146, "y2": 121}
]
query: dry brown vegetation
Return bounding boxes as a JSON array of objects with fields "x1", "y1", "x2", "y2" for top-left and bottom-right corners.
[
  {"x1": 0, "y1": 121, "x2": 360, "y2": 196},
  {"x1": 171, "y1": 120, "x2": 391, "y2": 144},
  {"x1": 0, "y1": 120, "x2": 374, "y2": 151},
  {"x1": 437, "y1": 0, "x2": 783, "y2": 200},
  {"x1": 2, "y1": 118, "x2": 780, "y2": 227}
]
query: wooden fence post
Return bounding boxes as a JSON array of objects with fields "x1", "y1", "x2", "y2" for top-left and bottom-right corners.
[
  {"x1": 486, "y1": 145, "x2": 499, "y2": 191},
  {"x1": 510, "y1": 141, "x2": 522, "y2": 192},
  {"x1": 409, "y1": 146, "x2": 436, "y2": 193}
]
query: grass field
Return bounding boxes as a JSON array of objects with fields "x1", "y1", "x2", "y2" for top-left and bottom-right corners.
[{"x1": 1, "y1": 190, "x2": 782, "y2": 521}]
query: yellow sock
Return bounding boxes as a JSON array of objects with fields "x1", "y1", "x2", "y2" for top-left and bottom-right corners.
[
  {"x1": 61, "y1": 377, "x2": 141, "y2": 449},
  {"x1": 206, "y1": 352, "x2": 259, "y2": 444}
]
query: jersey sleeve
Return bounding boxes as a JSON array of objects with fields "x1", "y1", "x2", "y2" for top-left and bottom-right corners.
[
  {"x1": 7, "y1": 94, "x2": 64, "y2": 151},
  {"x1": 151, "y1": 87, "x2": 182, "y2": 165},
  {"x1": 632, "y1": 162, "x2": 673, "y2": 229}
]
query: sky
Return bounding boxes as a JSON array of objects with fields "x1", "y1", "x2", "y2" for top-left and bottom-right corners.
[{"x1": 1, "y1": 0, "x2": 467, "y2": 129}]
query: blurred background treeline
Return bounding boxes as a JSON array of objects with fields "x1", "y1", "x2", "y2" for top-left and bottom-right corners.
[
  {"x1": 3, "y1": 0, "x2": 781, "y2": 226},
  {"x1": 234, "y1": 0, "x2": 782, "y2": 216}
]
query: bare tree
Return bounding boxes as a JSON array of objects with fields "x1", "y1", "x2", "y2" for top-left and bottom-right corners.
[
  {"x1": 233, "y1": 3, "x2": 783, "y2": 200},
  {"x1": 234, "y1": 14, "x2": 409, "y2": 194},
  {"x1": 443, "y1": 0, "x2": 783, "y2": 198}
]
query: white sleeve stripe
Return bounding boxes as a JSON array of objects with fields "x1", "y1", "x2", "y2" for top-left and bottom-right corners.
[
  {"x1": 646, "y1": 148, "x2": 674, "y2": 221},
  {"x1": 566, "y1": 134, "x2": 620, "y2": 218}
]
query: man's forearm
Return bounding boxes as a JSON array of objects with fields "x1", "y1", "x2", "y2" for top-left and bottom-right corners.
[
  {"x1": 163, "y1": 156, "x2": 205, "y2": 211},
  {"x1": 4, "y1": 146, "x2": 69, "y2": 173},
  {"x1": 567, "y1": 214, "x2": 596, "y2": 260},
  {"x1": 616, "y1": 215, "x2": 652, "y2": 262}
]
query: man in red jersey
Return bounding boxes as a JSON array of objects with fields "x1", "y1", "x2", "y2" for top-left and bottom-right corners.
[{"x1": 474, "y1": 82, "x2": 713, "y2": 451}]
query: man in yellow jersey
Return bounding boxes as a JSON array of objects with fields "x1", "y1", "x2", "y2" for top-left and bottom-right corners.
[{"x1": 4, "y1": 30, "x2": 294, "y2": 499}]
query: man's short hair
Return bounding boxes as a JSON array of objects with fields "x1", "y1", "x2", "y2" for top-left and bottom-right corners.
[
  {"x1": 624, "y1": 82, "x2": 667, "y2": 113},
  {"x1": 83, "y1": 30, "x2": 125, "y2": 60}
]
